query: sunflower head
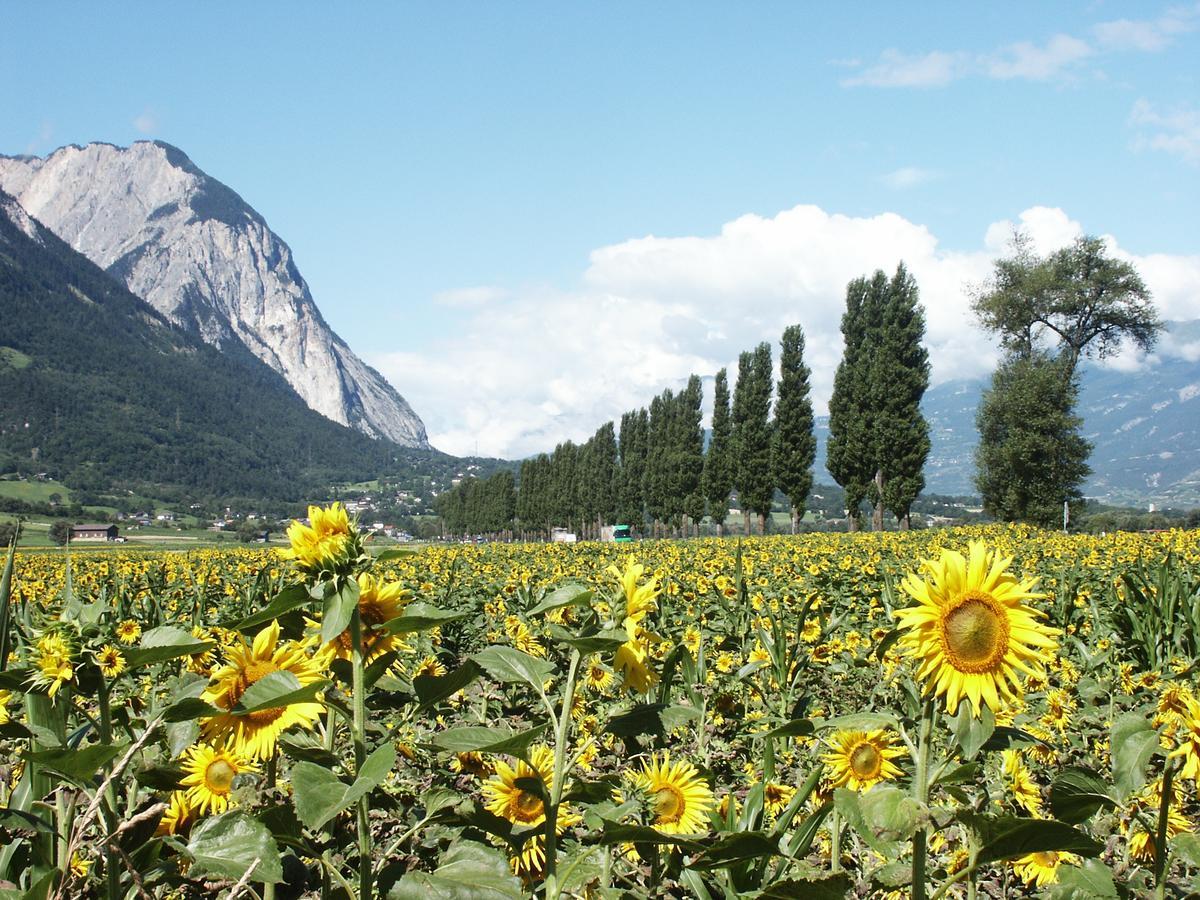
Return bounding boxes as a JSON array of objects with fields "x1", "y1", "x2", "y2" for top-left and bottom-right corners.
[
  {"x1": 607, "y1": 558, "x2": 660, "y2": 626},
  {"x1": 315, "y1": 573, "x2": 411, "y2": 662},
  {"x1": 200, "y1": 620, "x2": 328, "y2": 760},
  {"x1": 29, "y1": 629, "x2": 76, "y2": 698},
  {"x1": 823, "y1": 729, "x2": 905, "y2": 792},
  {"x1": 95, "y1": 645, "x2": 126, "y2": 678},
  {"x1": 155, "y1": 790, "x2": 197, "y2": 837},
  {"x1": 180, "y1": 743, "x2": 257, "y2": 815},
  {"x1": 115, "y1": 620, "x2": 142, "y2": 645},
  {"x1": 894, "y1": 541, "x2": 1058, "y2": 716},
  {"x1": 280, "y1": 502, "x2": 361, "y2": 577},
  {"x1": 628, "y1": 751, "x2": 714, "y2": 835}
]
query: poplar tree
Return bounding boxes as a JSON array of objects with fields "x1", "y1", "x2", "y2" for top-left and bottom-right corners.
[
  {"x1": 678, "y1": 375, "x2": 706, "y2": 536},
  {"x1": 771, "y1": 324, "x2": 816, "y2": 534},
  {"x1": 732, "y1": 342, "x2": 774, "y2": 535},
  {"x1": 826, "y1": 277, "x2": 873, "y2": 530},
  {"x1": 703, "y1": 367, "x2": 733, "y2": 535},
  {"x1": 618, "y1": 409, "x2": 648, "y2": 533},
  {"x1": 589, "y1": 421, "x2": 619, "y2": 535}
]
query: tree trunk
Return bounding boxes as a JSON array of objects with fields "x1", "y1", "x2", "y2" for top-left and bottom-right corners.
[
  {"x1": 791, "y1": 507, "x2": 798, "y2": 535},
  {"x1": 717, "y1": 521, "x2": 724, "y2": 538},
  {"x1": 743, "y1": 509, "x2": 751, "y2": 537},
  {"x1": 758, "y1": 513, "x2": 766, "y2": 536},
  {"x1": 848, "y1": 513, "x2": 860, "y2": 533},
  {"x1": 900, "y1": 514, "x2": 911, "y2": 532}
]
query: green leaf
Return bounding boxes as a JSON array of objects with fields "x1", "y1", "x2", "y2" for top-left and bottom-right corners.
[
  {"x1": 833, "y1": 788, "x2": 899, "y2": 855},
  {"x1": 547, "y1": 624, "x2": 628, "y2": 653},
  {"x1": 1050, "y1": 767, "x2": 1117, "y2": 824},
  {"x1": 951, "y1": 704, "x2": 995, "y2": 760},
  {"x1": 1111, "y1": 713, "x2": 1160, "y2": 798},
  {"x1": 163, "y1": 696, "x2": 221, "y2": 722},
  {"x1": 555, "y1": 842, "x2": 608, "y2": 896},
  {"x1": 1044, "y1": 858, "x2": 1120, "y2": 898},
  {"x1": 374, "y1": 547, "x2": 417, "y2": 562},
  {"x1": 24, "y1": 742, "x2": 127, "y2": 785},
  {"x1": 415, "y1": 660, "x2": 481, "y2": 709},
  {"x1": 186, "y1": 811, "x2": 283, "y2": 884},
  {"x1": 389, "y1": 842, "x2": 525, "y2": 899},
  {"x1": 687, "y1": 831, "x2": 780, "y2": 870},
  {"x1": 229, "y1": 583, "x2": 312, "y2": 632},
  {"x1": 959, "y1": 813, "x2": 1104, "y2": 867},
  {"x1": 235, "y1": 672, "x2": 328, "y2": 714},
  {"x1": 432, "y1": 723, "x2": 550, "y2": 760},
  {"x1": 1172, "y1": 832, "x2": 1200, "y2": 867},
  {"x1": 859, "y1": 785, "x2": 924, "y2": 843},
  {"x1": 342, "y1": 743, "x2": 396, "y2": 810},
  {"x1": 596, "y1": 819, "x2": 704, "y2": 849},
  {"x1": 321, "y1": 577, "x2": 360, "y2": 645},
  {"x1": 526, "y1": 583, "x2": 594, "y2": 617},
  {"x1": 605, "y1": 703, "x2": 667, "y2": 737},
  {"x1": 383, "y1": 602, "x2": 466, "y2": 635},
  {"x1": 763, "y1": 718, "x2": 815, "y2": 740},
  {"x1": 761, "y1": 874, "x2": 854, "y2": 899},
  {"x1": 124, "y1": 626, "x2": 215, "y2": 667},
  {"x1": 290, "y1": 762, "x2": 350, "y2": 831},
  {"x1": 472, "y1": 646, "x2": 556, "y2": 689},
  {"x1": 0, "y1": 808, "x2": 54, "y2": 834},
  {"x1": 819, "y1": 712, "x2": 897, "y2": 732}
]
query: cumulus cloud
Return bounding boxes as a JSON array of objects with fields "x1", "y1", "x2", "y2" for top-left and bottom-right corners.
[
  {"x1": 1131, "y1": 99, "x2": 1200, "y2": 164},
  {"x1": 369, "y1": 205, "x2": 1200, "y2": 459},
  {"x1": 843, "y1": 5, "x2": 1194, "y2": 89}
]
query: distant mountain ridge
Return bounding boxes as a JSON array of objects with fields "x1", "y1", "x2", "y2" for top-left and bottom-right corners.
[
  {"x1": 0, "y1": 141, "x2": 428, "y2": 447},
  {"x1": 814, "y1": 326, "x2": 1200, "y2": 506}
]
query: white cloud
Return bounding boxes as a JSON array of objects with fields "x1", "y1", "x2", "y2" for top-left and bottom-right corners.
[
  {"x1": 880, "y1": 167, "x2": 938, "y2": 190},
  {"x1": 1093, "y1": 4, "x2": 1199, "y2": 51},
  {"x1": 843, "y1": 5, "x2": 1194, "y2": 89},
  {"x1": 132, "y1": 109, "x2": 158, "y2": 135},
  {"x1": 983, "y1": 34, "x2": 1093, "y2": 81},
  {"x1": 369, "y1": 205, "x2": 1200, "y2": 459},
  {"x1": 432, "y1": 286, "x2": 510, "y2": 308},
  {"x1": 841, "y1": 50, "x2": 967, "y2": 88},
  {"x1": 1130, "y1": 99, "x2": 1200, "y2": 164}
]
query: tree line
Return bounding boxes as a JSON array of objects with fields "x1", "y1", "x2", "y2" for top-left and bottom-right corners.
[{"x1": 438, "y1": 263, "x2": 935, "y2": 539}]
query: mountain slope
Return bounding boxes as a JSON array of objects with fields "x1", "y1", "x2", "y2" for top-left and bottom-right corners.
[
  {"x1": 0, "y1": 141, "x2": 428, "y2": 447},
  {"x1": 0, "y1": 188, "x2": 424, "y2": 500}
]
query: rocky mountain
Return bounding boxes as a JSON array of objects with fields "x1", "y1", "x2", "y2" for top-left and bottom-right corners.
[
  {"x1": 0, "y1": 141, "x2": 428, "y2": 447},
  {"x1": 814, "y1": 325, "x2": 1200, "y2": 506}
]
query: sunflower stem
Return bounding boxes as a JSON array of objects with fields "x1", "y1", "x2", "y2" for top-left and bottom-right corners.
[
  {"x1": 350, "y1": 609, "x2": 372, "y2": 900},
  {"x1": 543, "y1": 647, "x2": 581, "y2": 898},
  {"x1": 911, "y1": 696, "x2": 934, "y2": 900},
  {"x1": 829, "y1": 808, "x2": 842, "y2": 874},
  {"x1": 97, "y1": 678, "x2": 121, "y2": 900},
  {"x1": 1153, "y1": 754, "x2": 1178, "y2": 898}
]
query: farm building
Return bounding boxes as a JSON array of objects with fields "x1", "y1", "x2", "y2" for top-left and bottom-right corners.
[{"x1": 70, "y1": 524, "x2": 119, "y2": 542}]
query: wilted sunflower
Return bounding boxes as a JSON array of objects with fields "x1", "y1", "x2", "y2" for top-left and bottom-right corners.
[
  {"x1": 1168, "y1": 695, "x2": 1200, "y2": 781},
  {"x1": 94, "y1": 645, "x2": 125, "y2": 678},
  {"x1": 608, "y1": 558, "x2": 662, "y2": 693},
  {"x1": 155, "y1": 790, "x2": 197, "y2": 837},
  {"x1": 824, "y1": 729, "x2": 904, "y2": 792},
  {"x1": 608, "y1": 558, "x2": 661, "y2": 625},
  {"x1": 895, "y1": 541, "x2": 1058, "y2": 716},
  {"x1": 1123, "y1": 778, "x2": 1191, "y2": 861},
  {"x1": 628, "y1": 752, "x2": 714, "y2": 835},
  {"x1": 1013, "y1": 850, "x2": 1078, "y2": 887},
  {"x1": 200, "y1": 620, "x2": 328, "y2": 760},
  {"x1": 115, "y1": 620, "x2": 142, "y2": 645},
  {"x1": 180, "y1": 742, "x2": 257, "y2": 815},
  {"x1": 313, "y1": 573, "x2": 411, "y2": 663},
  {"x1": 280, "y1": 502, "x2": 358, "y2": 576},
  {"x1": 1001, "y1": 749, "x2": 1041, "y2": 816}
]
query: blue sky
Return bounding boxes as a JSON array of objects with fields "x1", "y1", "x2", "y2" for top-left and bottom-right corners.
[{"x1": 4, "y1": 3, "x2": 1199, "y2": 455}]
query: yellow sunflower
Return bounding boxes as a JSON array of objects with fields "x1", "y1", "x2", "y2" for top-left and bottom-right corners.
[
  {"x1": 115, "y1": 620, "x2": 142, "y2": 645},
  {"x1": 763, "y1": 782, "x2": 796, "y2": 818},
  {"x1": 1165, "y1": 695, "x2": 1200, "y2": 781},
  {"x1": 628, "y1": 752, "x2": 715, "y2": 835},
  {"x1": 180, "y1": 743, "x2": 257, "y2": 815},
  {"x1": 280, "y1": 502, "x2": 358, "y2": 575},
  {"x1": 823, "y1": 729, "x2": 905, "y2": 792},
  {"x1": 200, "y1": 620, "x2": 328, "y2": 760},
  {"x1": 95, "y1": 645, "x2": 125, "y2": 678},
  {"x1": 187, "y1": 626, "x2": 217, "y2": 675},
  {"x1": 29, "y1": 632, "x2": 75, "y2": 698},
  {"x1": 583, "y1": 659, "x2": 614, "y2": 692},
  {"x1": 894, "y1": 541, "x2": 1058, "y2": 716},
  {"x1": 1013, "y1": 851, "x2": 1078, "y2": 887},
  {"x1": 412, "y1": 655, "x2": 447, "y2": 679},
  {"x1": 607, "y1": 558, "x2": 661, "y2": 625},
  {"x1": 1001, "y1": 749, "x2": 1041, "y2": 816},
  {"x1": 312, "y1": 573, "x2": 411, "y2": 663},
  {"x1": 155, "y1": 790, "x2": 197, "y2": 837},
  {"x1": 0, "y1": 690, "x2": 10, "y2": 726},
  {"x1": 483, "y1": 745, "x2": 578, "y2": 875}
]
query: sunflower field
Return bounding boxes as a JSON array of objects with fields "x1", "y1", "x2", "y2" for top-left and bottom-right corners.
[{"x1": 2, "y1": 510, "x2": 1200, "y2": 898}]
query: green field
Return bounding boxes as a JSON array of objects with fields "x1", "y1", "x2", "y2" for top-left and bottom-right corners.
[{"x1": 0, "y1": 477, "x2": 72, "y2": 504}]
